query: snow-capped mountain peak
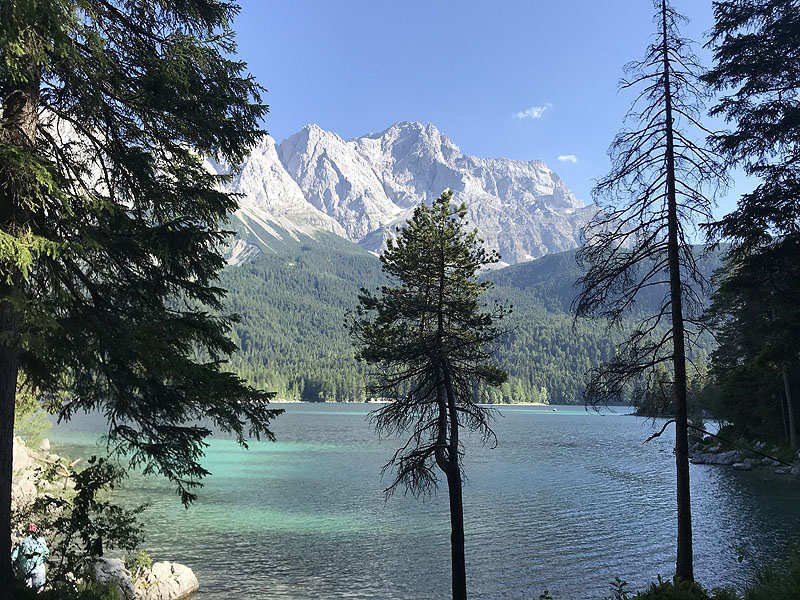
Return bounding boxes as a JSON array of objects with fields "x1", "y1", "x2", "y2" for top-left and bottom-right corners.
[{"x1": 224, "y1": 122, "x2": 595, "y2": 264}]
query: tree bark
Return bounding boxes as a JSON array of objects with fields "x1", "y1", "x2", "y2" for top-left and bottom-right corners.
[
  {"x1": 0, "y1": 302, "x2": 21, "y2": 599},
  {"x1": 445, "y1": 463, "x2": 466, "y2": 600},
  {"x1": 782, "y1": 366, "x2": 798, "y2": 450},
  {"x1": 661, "y1": 0, "x2": 693, "y2": 583},
  {"x1": 0, "y1": 35, "x2": 39, "y2": 597},
  {"x1": 780, "y1": 389, "x2": 790, "y2": 445},
  {"x1": 443, "y1": 360, "x2": 466, "y2": 600}
]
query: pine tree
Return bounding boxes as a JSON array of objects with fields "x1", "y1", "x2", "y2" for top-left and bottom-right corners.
[
  {"x1": 703, "y1": 0, "x2": 800, "y2": 448},
  {"x1": 573, "y1": 0, "x2": 726, "y2": 582},
  {"x1": 351, "y1": 189, "x2": 508, "y2": 600},
  {"x1": 0, "y1": 2, "x2": 282, "y2": 592}
]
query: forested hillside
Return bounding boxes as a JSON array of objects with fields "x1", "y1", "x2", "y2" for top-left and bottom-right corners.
[{"x1": 219, "y1": 238, "x2": 718, "y2": 404}]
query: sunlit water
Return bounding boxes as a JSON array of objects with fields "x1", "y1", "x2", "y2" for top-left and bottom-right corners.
[{"x1": 49, "y1": 404, "x2": 800, "y2": 599}]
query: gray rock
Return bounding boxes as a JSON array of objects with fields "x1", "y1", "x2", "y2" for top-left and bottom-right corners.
[
  {"x1": 140, "y1": 562, "x2": 199, "y2": 600},
  {"x1": 12, "y1": 437, "x2": 35, "y2": 474},
  {"x1": 762, "y1": 457, "x2": 780, "y2": 467},
  {"x1": 10, "y1": 474, "x2": 37, "y2": 511},
  {"x1": 714, "y1": 450, "x2": 742, "y2": 465},
  {"x1": 708, "y1": 445, "x2": 722, "y2": 453},
  {"x1": 790, "y1": 466, "x2": 800, "y2": 476},
  {"x1": 690, "y1": 450, "x2": 740, "y2": 465},
  {"x1": 775, "y1": 468, "x2": 788, "y2": 475},
  {"x1": 38, "y1": 438, "x2": 50, "y2": 452},
  {"x1": 93, "y1": 558, "x2": 198, "y2": 600},
  {"x1": 732, "y1": 462, "x2": 752, "y2": 471},
  {"x1": 94, "y1": 558, "x2": 136, "y2": 600}
]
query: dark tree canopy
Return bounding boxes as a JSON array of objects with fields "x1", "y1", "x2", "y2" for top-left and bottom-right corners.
[
  {"x1": 704, "y1": 0, "x2": 800, "y2": 247},
  {"x1": 351, "y1": 189, "x2": 508, "y2": 600},
  {"x1": 573, "y1": 0, "x2": 726, "y2": 582},
  {"x1": 0, "y1": 1, "x2": 281, "y2": 592},
  {"x1": 703, "y1": 0, "x2": 800, "y2": 449}
]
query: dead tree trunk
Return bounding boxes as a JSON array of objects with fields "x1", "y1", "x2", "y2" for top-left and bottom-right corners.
[{"x1": 661, "y1": 0, "x2": 693, "y2": 582}]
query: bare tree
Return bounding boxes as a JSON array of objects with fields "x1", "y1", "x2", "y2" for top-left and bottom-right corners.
[{"x1": 573, "y1": 0, "x2": 726, "y2": 582}]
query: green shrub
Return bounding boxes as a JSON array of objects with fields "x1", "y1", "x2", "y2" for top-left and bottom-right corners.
[
  {"x1": 603, "y1": 577, "x2": 632, "y2": 600},
  {"x1": 125, "y1": 549, "x2": 153, "y2": 573},
  {"x1": 14, "y1": 387, "x2": 52, "y2": 448},
  {"x1": 744, "y1": 546, "x2": 800, "y2": 600},
  {"x1": 631, "y1": 576, "x2": 737, "y2": 600},
  {"x1": 74, "y1": 580, "x2": 122, "y2": 600}
]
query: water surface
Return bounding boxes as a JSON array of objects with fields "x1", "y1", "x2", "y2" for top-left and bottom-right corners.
[{"x1": 50, "y1": 404, "x2": 800, "y2": 599}]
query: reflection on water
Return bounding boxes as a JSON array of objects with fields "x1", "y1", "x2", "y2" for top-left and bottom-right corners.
[{"x1": 50, "y1": 404, "x2": 800, "y2": 599}]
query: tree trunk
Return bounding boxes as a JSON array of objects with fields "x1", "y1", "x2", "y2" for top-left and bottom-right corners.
[
  {"x1": 661, "y1": 0, "x2": 693, "y2": 583},
  {"x1": 0, "y1": 302, "x2": 21, "y2": 599},
  {"x1": 782, "y1": 366, "x2": 798, "y2": 450},
  {"x1": 0, "y1": 35, "x2": 39, "y2": 597},
  {"x1": 780, "y1": 389, "x2": 790, "y2": 445},
  {"x1": 442, "y1": 360, "x2": 466, "y2": 600},
  {"x1": 446, "y1": 464, "x2": 466, "y2": 600}
]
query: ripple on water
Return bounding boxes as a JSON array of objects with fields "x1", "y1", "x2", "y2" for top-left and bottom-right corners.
[{"x1": 50, "y1": 405, "x2": 800, "y2": 599}]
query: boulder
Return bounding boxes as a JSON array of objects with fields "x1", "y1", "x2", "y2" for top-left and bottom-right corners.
[
  {"x1": 761, "y1": 457, "x2": 780, "y2": 467},
  {"x1": 775, "y1": 468, "x2": 788, "y2": 475},
  {"x1": 11, "y1": 473, "x2": 37, "y2": 512},
  {"x1": 139, "y1": 562, "x2": 199, "y2": 600},
  {"x1": 38, "y1": 438, "x2": 50, "y2": 452},
  {"x1": 707, "y1": 445, "x2": 722, "y2": 453},
  {"x1": 690, "y1": 453, "x2": 708, "y2": 464},
  {"x1": 713, "y1": 450, "x2": 741, "y2": 465},
  {"x1": 690, "y1": 451, "x2": 740, "y2": 465},
  {"x1": 732, "y1": 461, "x2": 753, "y2": 471},
  {"x1": 790, "y1": 465, "x2": 800, "y2": 476},
  {"x1": 12, "y1": 437, "x2": 35, "y2": 474},
  {"x1": 92, "y1": 558, "x2": 198, "y2": 600},
  {"x1": 93, "y1": 558, "x2": 136, "y2": 600}
]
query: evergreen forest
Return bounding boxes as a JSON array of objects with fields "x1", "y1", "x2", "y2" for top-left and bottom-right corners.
[{"x1": 218, "y1": 238, "x2": 719, "y2": 405}]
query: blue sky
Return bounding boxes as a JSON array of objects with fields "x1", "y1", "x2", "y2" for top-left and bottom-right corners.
[{"x1": 231, "y1": 1, "x2": 747, "y2": 219}]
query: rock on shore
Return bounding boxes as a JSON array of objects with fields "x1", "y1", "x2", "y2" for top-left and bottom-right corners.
[
  {"x1": 689, "y1": 438, "x2": 800, "y2": 475},
  {"x1": 94, "y1": 558, "x2": 199, "y2": 600},
  {"x1": 12, "y1": 436, "x2": 198, "y2": 599}
]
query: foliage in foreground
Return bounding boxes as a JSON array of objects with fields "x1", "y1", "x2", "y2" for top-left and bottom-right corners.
[
  {"x1": 13, "y1": 456, "x2": 145, "y2": 596},
  {"x1": 534, "y1": 547, "x2": 800, "y2": 600}
]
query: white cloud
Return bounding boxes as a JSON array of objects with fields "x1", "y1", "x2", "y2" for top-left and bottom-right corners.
[
  {"x1": 513, "y1": 103, "x2": 552, "y2": 120},
  {"x1": 558, "y1": 154, "x2": 578, "y2": 163}
]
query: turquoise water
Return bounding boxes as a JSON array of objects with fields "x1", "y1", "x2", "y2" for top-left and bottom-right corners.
[{"x1": 50, "y1": 404, "x2": 800, "y2": 599}]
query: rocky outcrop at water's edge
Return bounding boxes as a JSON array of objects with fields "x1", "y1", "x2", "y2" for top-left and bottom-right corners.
[
  {"x1": 689, "y1": 438, "x2": 800, "y2": 476},
  {"x1": 93, "y1": 558, "x2": 199, "y2": 600},
  {"x1": 12, "y1": 436, "x2": 199, "y2": 599}
]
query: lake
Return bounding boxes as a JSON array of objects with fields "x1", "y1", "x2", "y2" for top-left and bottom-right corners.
[{"x1": 49, "y1": 403, "x2": 800, "y2": 599}]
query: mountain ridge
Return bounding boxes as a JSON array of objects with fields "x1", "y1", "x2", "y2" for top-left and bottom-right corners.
[{"x1": 212, "y1": 121, "x2": 596, "y2": 266}]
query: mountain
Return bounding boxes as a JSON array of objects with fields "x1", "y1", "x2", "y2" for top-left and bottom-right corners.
[{"x1": 211, "y1": 121, "x2": 596, "y2": 266}]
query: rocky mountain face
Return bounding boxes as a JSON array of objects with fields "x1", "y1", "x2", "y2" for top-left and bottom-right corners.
[{"x1": 214, "y1": 121, "x2": 595, "y2": 266}]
